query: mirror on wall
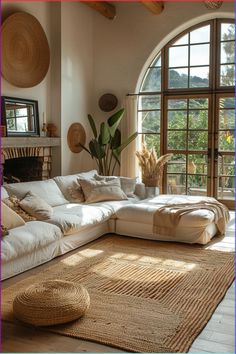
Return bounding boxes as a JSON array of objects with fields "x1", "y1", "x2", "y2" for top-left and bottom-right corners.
[{"x1": 1, "y1": 96, "x2": 40, "y2": 137}]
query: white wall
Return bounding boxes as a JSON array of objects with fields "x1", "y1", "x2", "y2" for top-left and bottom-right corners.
[
  {"x1": 92, "y1": 1, "x2": 235, "y2": 122},
  {"x1": 61, "y1": 2, "x2": 95, "y2": 175},
  {"x1": 2, "y1": 2, "x2": 51, "y2": 130}
]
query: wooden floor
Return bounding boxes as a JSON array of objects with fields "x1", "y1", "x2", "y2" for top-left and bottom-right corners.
[{"x1": 2, "y1": 212, "x2": 235, "y2": 353}]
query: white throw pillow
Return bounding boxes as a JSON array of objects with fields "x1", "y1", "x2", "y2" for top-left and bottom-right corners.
[
  {"x1": 79, "y1": 178, "x2": 128, "y2": 203},
  {"x1": 2, "y1": 201, "x2": 25, "y2": 230},
  {"x1": 4, "y1": 179, "x2": 69, "y2": 207},
  {"x1": 19, "y1": 191, "x2": 53, "y2": 221}
]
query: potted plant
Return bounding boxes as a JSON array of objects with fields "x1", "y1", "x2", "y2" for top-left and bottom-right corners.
[
  {"x1": 80, "y1": 109, "x2": 138, "y2": 176},
  {"x1": 136, "y1": 143, "x2": 172, "y2": 196}
]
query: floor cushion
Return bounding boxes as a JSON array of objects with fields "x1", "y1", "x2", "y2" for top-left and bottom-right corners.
[{"x1": 13, "y1": 280, "x2": 90, "y2": 326}]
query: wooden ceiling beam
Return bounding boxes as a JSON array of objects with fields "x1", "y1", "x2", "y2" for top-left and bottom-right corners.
[
  {"x1": 141, "y1": 1, "x2": 164, "y2": 15},
  {"x1": 84, "y1": 2, "x2": 116, "y2": 20}
]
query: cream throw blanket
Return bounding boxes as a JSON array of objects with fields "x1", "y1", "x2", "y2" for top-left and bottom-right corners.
[{"x1": 153, "y1": 198, "x2": 230, "y2": 237}]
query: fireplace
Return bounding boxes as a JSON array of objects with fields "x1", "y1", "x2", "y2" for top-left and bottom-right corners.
[
  {"x1": 1, "y1": 137, "x2": 60, "y2": 183},
  {"x1": 4, "y1": 156, "x2": 44, "y2": 182},
  {"x1": 2, "y1": 146, "x2": 52, "y2": 183}
]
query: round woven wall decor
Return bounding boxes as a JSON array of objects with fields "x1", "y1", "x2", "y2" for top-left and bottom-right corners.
[
  {"x1": 2, "y1": 12, "x2": 50, "y2": 88},
  {"x1": 99, "y1": 93, "x2": 118, "y2": 112},
  {"x1": 204, "y1": 1, "x2": 223, "y2": 9},
  {"x1": 67, "y1": 123, "x2": 86, "y2": 153}
]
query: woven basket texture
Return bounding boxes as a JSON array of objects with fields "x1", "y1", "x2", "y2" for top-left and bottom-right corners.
[
  {"x1": 3, "y1": 236, "x2": 234, "y2": 352},
  {"x1": 13, "y1": 280, "x2": 90, "y2": 326}
]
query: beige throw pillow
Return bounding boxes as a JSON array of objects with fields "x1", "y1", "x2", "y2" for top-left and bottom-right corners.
[
  {"x1": 78, "y1": 178, "x2": 128, "y2": 203},
  {"x1": 67, "y1": 182, "x2": 85, "y2": 203},
  {"x1": 19, "y1": 191, "x2": 53, "y2": 221},
  {"x1": 94, "y1": 175, "x2": 137, "y2": 198},
  {"x1": 3, "y1": 196, "x2": 36, "y2": 222},
  {"x1": 2, "y1": 201, "x2": 25, "y2": 230}
]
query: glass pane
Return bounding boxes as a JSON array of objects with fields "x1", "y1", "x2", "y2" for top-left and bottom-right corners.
[
  {"x1": 168, "y1": 110, "x2": 187, "y2": 129},
  {"x1": 189, "y1": 98, "x2": 208, "y2": 109},
  {"x1": 219, "y1": 97, "x2": 235, "y2": 109},
  {"x1": 16, "y1": 117, "x2": 28, "y2": 132},
  {"x1": 190, "y1": 44, "x2": 210, "y2": 66},
  {"x1": 144, "y1": 134, "x2": 160, "y2": 156},
  {"x1": 173, "y1": 34, "x2": 189, "y2": 46},
  {"x1": 219, "y1": 131, "x2": 235, "y2": 152},
  {"x1": 188, "y1": 154, "x2": 208, "y2": 174},
  {"x1": 6, "y1": 109, "x2": 15, "y2": 118},
  {"x1": 221, "y1": 41, "x2": 235, "y2": 64},
  {"x1": 16, "y1": 108, "x2": 28, "y2": 117},
  {"x1": 218, "y1": 155, "x2": 235, "y2": 176},
  {"x1": 168, "y1": 99, "x2": 187, "y2": 109},
  {"x1": 6, "y1": 118, "x2": 16, "y2": 131},
  {"x1": 188, "y1": 175, "x2": 207, "y2": 196},
  {"x1": 169, "y1": 46, "x2": 188, "y2": 67},
  {"x1": 221, "y1": 23, "x2": 235, "y2": 41},
  {"x1": 151, "y1": 55, "x2": 161, "y2": 67},
  {"x1": 141, "y1": 68, "x2": 161, "y2": 92},
  {"x1": 168, "y1": 131, "x2": 187, "y2": 150},
  {"x1": 220, "y1": 64, "x2": 235, "y2": 86},
  {"x1": 190, "y1": 25, "x2": 210, "y2": 43},
  {"x1": 189, "y1": 110, "x2": 208, "y2": 129},
  {"x1": 138, "y1": 95, "x2": 160, "y2": 110},
  {"x1": 167, "y1": 154, "x2": 186, "y2": 173},
  {"x1": 140, "y1": 111, "x2": 160, "y2": 133},
  {"x1": 218, "y1": 177, "x2": 235, "y2": 200},
  {"x1": 168, "y1": 68, "x2": 188, "y2": 88},
  {"x1": 188, "y1": 131, "x2": 208, "y2": 151},
  {"x1": 219, "y1": 109, "x2": 235, "y2": 129},
  {"x1": 189, "y1": 66, "x2": 209, "y2": 87},
  {"x1": 167, "y1": 174, "x2": 186, "y2": 194}
]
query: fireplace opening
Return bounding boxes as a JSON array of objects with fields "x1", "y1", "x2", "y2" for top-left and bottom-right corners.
[{"x1": 4, "y1": 156, "x2": 44, "y2": 182}]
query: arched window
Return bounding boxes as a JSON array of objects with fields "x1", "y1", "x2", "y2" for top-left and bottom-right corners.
[{"x1": 138, "y1": 19, "x2": 235, "y2": 208}]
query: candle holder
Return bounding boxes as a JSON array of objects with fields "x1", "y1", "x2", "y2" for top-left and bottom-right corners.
[{"x1": 41, "y1": 123, "x2": 47, "y2": 137}]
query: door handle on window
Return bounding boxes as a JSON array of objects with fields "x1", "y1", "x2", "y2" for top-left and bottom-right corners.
[{"x1": 214, "y1": 149, "x2": 222, "y2": 160}]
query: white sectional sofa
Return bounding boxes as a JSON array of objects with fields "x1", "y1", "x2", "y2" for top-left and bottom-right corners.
[{"x1": 1, "y1": 170, "x2": 224, "y2": 280}]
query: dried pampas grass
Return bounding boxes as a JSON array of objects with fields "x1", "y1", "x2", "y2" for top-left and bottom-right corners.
[{"x1": 136, "y1": 144, "x2": 172, "y2": 188}]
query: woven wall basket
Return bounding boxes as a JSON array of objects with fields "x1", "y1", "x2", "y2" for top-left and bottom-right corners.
[
  {"x1": 67, "y1": 123, "x2": 86, "y2": 153},
  {"x1": 2, "y1": 12, "x2": 50, "y2": 88},
  {"x1": 204, "y1": 1, "x2": 223, "y2": 9}
]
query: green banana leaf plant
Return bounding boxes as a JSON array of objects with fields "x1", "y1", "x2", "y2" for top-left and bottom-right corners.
[{"x1": 80, "y1": 108, "x2": 138, "y2": 175}]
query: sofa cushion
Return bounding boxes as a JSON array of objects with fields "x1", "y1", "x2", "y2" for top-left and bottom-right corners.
[
  {"x1": 53, "y1": 170, "x2": 97, "y2": 203},
  {"x1": 116, "y1": 195, "x2": 215, "y2": 227},
  {"x1": 79, "y1": 178, "x2": 128, "y2": 203},
  {"x1": 47, "y1": 197, "x2": 140, "y2": 235},
  {"x1": 2, "y1": 202, "x2": 26, "y2": 230},
  {"x1": 4, "y1": 179, "x2": 69, "y2": 207},
  {"x1": 19, "y1": 191, "x2": 53, "y2": 221},
  {"x1": 47, "y1": 203, "x2": 113, "y2": 235},
  {"x1": 1, "y1": 221, "x2": 62, "y2": 263}
]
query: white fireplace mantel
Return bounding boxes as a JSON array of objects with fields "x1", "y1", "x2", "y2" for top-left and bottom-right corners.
[{"x1": 1, "y1": 137, "x2": 61, "y2": 148}]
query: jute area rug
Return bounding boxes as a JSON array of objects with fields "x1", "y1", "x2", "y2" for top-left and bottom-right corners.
[{"x1": 2, "y1": 236, "x2": 234, "y2": 353}]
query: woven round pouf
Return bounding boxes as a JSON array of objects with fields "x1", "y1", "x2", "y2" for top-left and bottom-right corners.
[{"x1": 13, "y1": 280, "x2": 90, "y2": 326}]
